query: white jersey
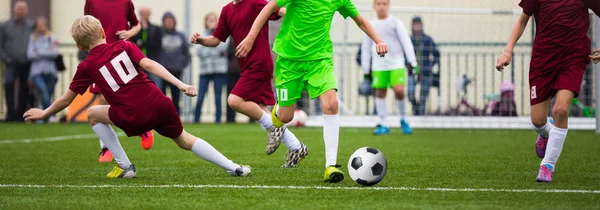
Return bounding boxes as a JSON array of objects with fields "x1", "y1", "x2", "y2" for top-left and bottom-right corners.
[{"x1": 361, "y1": 15, "x2": 417, "y2": 73}]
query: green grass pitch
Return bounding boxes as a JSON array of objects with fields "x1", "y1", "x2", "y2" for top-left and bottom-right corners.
[{"x1": 0, "y1": 123, "x2": 598, "y2": 209}]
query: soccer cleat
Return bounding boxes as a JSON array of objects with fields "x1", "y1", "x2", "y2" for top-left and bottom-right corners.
[
  {"x1": 324, "y1": 165, "x2": 344, "y2": 183},
  {"x1": 266, "y1": 126, "x2": 286, "y2": 155},
  {"x1": 372, "y1": 124, "x2": 391, "y2": 135},
  {"x1": 106, "y1": 164, "x2": 136, "y2": 178},
  {"x1": 535, "y1": 135, "x2": 548, "y2": 158},
  {"x1": 271, "y1": 103, "x2": 285, "y2": 128},
  {"x1": 230, "y1": 165, "x2": 251, "y2": 176},
  {"x1": 140, "y1": 131, "x2": 154, "y2": 150},
  {"x1": 536, "y1": 164, "x2": 554, "y2": 183},
  {"x1": 98, "y1": 148, "x2": 113, "y2": 163},
  {"x1": 282, "y1": 143, "x2": 309, "y2": 168},
  {"x1": 400, "y1": 119, "x2": 413, "y2": 135}
]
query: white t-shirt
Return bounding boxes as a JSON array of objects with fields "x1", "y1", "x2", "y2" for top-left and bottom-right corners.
[{"x1": 361, "y1": 15, "x2": 417, "y2": 73}]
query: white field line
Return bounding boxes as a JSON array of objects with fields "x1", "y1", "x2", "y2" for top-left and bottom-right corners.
[
  {"x1": 0, "y1": 184, "x2": 598, "y2": 194},
  {"x1": 0, "y1": 133, "x2": 125, "y2": 144}
]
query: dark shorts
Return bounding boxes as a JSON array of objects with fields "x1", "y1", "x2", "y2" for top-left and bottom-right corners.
[
  {"x1": 109, "y1": 96, "x2": 183, "y2": 139},
  {"x1": 89, "y1": 83, "x2": 100, "y2": 93},
  {"x1": 529, "y1": 63, "x2": 586, "y2": 105},
  {"x1": 230, "y1": 71, "x2": 276, "y2": 106}
]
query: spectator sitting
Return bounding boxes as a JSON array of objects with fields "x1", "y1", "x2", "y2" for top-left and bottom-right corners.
[
  {"x1": 159, "y1": 11, "x2": 190, "y2": 114},
  {"x1": 0, "y1": 1, "x2": 34, "y2": 121},
  {"x1": 491, "y1": 81, "x2": 518, "y2": 117},
  {"x1": 194, "y1": 12, "x2": 228, "y2": 123},
  {"x1": 27, "y1": 16, "x2": 59, "y2": 122}
]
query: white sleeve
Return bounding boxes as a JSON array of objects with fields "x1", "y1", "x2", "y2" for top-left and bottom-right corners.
[
  {"x1": 360, "y1": 32, "x2": 372, "y2": 74},
  {"x1": 395, "y1": 19, "x2": 417, "y2": 67}
]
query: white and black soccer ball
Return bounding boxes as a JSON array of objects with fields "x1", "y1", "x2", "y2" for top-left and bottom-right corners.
[
  {"x1": 348, "y1": 147, "x2": 387, "y2": 186},
  {"x1": 287, "y1": 109, "x2": 308, "y2": 127}
]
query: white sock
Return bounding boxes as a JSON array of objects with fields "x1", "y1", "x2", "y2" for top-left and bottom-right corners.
[
  {"x1": 92, "y1": 123, "x2": 131, "y2": 169},
  {"x1": 375, "y1": 98, "x2": 387, "y2": 126},
  {"x1": 99, "y1": 139, "x2": 107, "y2": 149},
  {"x1": 258, "y1": 112, "x2": 273, "y2": 129},
  {"x1": 282, "y1": 130, "x2": 302, "y2": 150},
  {"x1": 532, "y1": 121, "x2": 554, "y2": 138},
  {"x1": 540, "y1": 127, "x2": 568, "y2": 168},
  {"x1": 323, "y1": 114, "x2": 339, "y2": 167},
  {"x1": 397, "y1": 99, "x2": 406, "y2": 118},
  {"x1": 190, "y1": 138, "x2": 238, "y2": 173}
]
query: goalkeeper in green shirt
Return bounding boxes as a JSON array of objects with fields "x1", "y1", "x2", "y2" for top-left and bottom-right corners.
[{"x1": 236, "y1": 0, "x2": 388, "y2": 183}]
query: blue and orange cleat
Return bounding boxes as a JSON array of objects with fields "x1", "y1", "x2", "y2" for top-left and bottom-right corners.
[
  {"x1": 98, "y1": 148, "x2": 113, "y2": 163},
  {"x1": 140, "y1": 131, "x2": 154, "y2": 150},
  {"x1": 372, "y1": 125, "x2": 390, "y2": 135},
  {"x1": 536, "y1": 164, "x2": 554, "y2": 183},
  {"x1": 400, "y1": 118, "x2": 413, "y2": 135}
]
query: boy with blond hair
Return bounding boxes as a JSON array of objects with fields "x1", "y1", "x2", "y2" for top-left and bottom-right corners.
[
  {"x1": 237, "y1": 0, "x2": 388, "y2": 182},
  {"x1": 24, "y1": 15, "x2": 250, "y2": 178}
]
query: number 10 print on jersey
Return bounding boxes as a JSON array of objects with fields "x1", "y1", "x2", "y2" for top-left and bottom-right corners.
[{"x1": 100, "y1": 51, "x2": 139, "y2": 92}]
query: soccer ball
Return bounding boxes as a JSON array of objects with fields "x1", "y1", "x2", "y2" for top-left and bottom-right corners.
[
  {"x1": 287, "y1": 109, "x2": 308, "y2": 127},
  {"x1": 347, "y1": 147, "x2": 388, "y2": 186}
]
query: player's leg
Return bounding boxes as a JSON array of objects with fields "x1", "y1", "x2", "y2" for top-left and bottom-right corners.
[
  {"x1": 372, "y1": 71, "x2": 390, "y2": 135},
  {"x1": 537, "y1": 90, "x2": 572, "y2": 181},
  {"x1": 87, "y1": 105, "x2": 136, "y2": 178},
  {"x1": 391, "y1": 68, "x2": 412, "y2": 135},
  {"x1": 531, "y1": 98, "x2": 552, "y2": 159}
]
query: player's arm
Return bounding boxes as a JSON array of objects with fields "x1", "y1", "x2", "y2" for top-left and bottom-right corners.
[
  {"x1": 140, "y1": 58, "x2": 197, "y2": 97},
  {"x1": 352, "y1": 14, "x2": 387, "y2": 57},
  {"x1": 23, "y1": 90, "x2": 77, "y2": 121},
  {"x1": 496, "y1": 12, "x2": 530, "y2": 71},
  {"x1": 190, "y1": 33, "x2": 222, "y2": 47},
  {"x1": 116, "y1": 23, "x2": 141, "y2": 41},
  {"x1": 360, "y1": 34, "x2": 372, "y2": 75},
  {"x1": 235, "y1": 0, "x2": 280, "y2": 57},
  {"x1": 395, "y1": 19, "x2": 418, "y2": 73},
  {"x1": 278, "y1": 8, "x2": 286, "y2": 16}
]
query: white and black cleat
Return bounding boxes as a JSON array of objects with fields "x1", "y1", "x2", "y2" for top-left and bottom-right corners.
[
  {"x1": 230, "y1": 165, "x2": 251, "y2": 177},
  {"x1": 266, "y1": 125, "x2": 286, "y2": 155},
  {"x1": 282, "y1": 143, "x2": 309, "y2": 168}
]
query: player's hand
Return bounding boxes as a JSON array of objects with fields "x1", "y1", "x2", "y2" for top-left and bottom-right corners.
[
  {"x1": 23, "y1": 108, "x2": 46, "y2": 121},
  {"x1": 179, "y1": 84, "x2": 197, "y2": 97},
  {"x1": 589, "y1": 48, "x2": 600, "y2": 64},
  {"x1": 236, "y1": 38, "x2": 254, "y2": 58},
  {"x1": 376, "y1": 42, "x2": 388, "y2": 57},
  {"x1": 190, "y1": 33, "x2": 204, "y2": 44},
  {"x1": 495, "y1": 53, "x2": 511, "y2": 71},
  {"x1": 116, "y1": 30, "x2": 134, "y2": 40}
]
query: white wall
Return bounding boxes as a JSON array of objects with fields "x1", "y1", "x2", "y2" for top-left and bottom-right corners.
[{"x1": 0, "y1": 0, "x2": 10, "y2": 21}]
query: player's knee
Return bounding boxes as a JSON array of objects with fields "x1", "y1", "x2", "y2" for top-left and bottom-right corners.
[
  {"x1": 87, "y1": 107, "x2": 98, "y2": 125},
  {"x1": 552, "y1": 103, "x2": 569, "y2": 119},
  {"x1": 530, "y1": 116, "x2": 546, "y2": 128},
  {"x1": 321, "y1": 97, "x2": 339, "y2": 114},
  {"x1": 227, "y1": 95, "x2": 243, "y2": 111}
]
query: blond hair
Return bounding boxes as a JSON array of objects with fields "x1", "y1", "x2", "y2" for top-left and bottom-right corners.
[{"x1": 70, "y1": 15, "x2": 104, "y2": 50}]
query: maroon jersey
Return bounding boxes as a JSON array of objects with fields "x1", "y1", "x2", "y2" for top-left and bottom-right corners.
[
  {"x1": 520, "y1": 0, "x2": 600, "y2": 70},
  {"x1": 84, "y1": 0, "x2": 139, "y2": 44},
  {"x1": 212, "y1": 0, "x2": 280, "y2": 79}
]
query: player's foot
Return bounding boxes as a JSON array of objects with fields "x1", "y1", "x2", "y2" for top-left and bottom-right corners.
[
  {"x1": 106, "y1": 164, "x2": 136, "y2": 178},
  {"x1": 140, "y1": 131, "x2": 154, "y2": 150},
  {"x1": 98, "y1": 148, "x2": 113, "y2": 163},
  {"x1": 535, "y1": 135, "x2": 548, "y2": 158},
  {"x1": 271, "y1": 103, "x2": 285, "y2": 128},
  {"x1": 324, "y1": 164, "x2": 344, "y2": 183},
  {"x1": 283, "y1": 143, "x2": 309, "y2": 168},
  {"x1": 372, "y1": 124, "x2": 390, "y2": 135},
  {"x1": 266, "y1": 125, "x2": 286, "y2": 155},
  {"x1": 400, "y1": 119, "x2": 413, "y2": 135},
  {"x1": 536, "y1": 164, "x2": 554, "y2": 183},
  {"x1": 229, "y1": 165, "x2": 251, "y2": 176}
]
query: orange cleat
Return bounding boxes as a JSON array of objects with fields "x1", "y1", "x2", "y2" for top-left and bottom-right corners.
[
  {"x1": 98, "y1": 149, "x2": 113, "y2": 163},
  {"x1": 140, "y1": 131, "x2": 154, "y2": 150}
]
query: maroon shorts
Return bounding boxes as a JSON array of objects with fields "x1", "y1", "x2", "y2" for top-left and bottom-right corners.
[
  {"x1": 231, "y1": 72, "x2": 276, "y2": 106},
  {"x1": 109, "y1": 96, "x2": 183, "y2": 139},
  {"x1": 529, "y1": 63, "x2": 586, "y2": 105},
  {"x1": 89, "y1": 83, "x2": 100, "y2": 93}
]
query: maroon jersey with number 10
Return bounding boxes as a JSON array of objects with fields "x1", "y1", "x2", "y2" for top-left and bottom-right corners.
[{"x1": 70, "y1": 41, "x2": 183, "y2": 138}]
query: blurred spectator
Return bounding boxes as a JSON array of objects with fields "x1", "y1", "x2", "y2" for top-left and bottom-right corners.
[
  {"x1": 225, "y1": 38, "x2": 240, "y2": 123},
  {"x1": 490, "y1": 81, "x2": 518, "y2": 117},
  {"x1": 0, "y1": 1, "x2": 34, "y2": 121},
  {"x1": 408, "y1": 16, "x2": 439, "y2": 116},
  {"x1": 27, "y1": 16, "x2": 59, "y2": 121},
  {"x1": 194, "y1": 13, "x2": 228, "y2": 123},
  {"x1": 159, "y1": 12, "x2": 190, "y2": 114},
  {"x1": 131, "y1": 7, "x2": 163, "y2": 86}
]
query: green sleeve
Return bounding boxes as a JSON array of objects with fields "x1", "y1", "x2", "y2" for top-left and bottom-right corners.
[
  {"x1": 276, "y1": 0, "x2": 291, "y2": 7},
  {"x1": 338, "y1": 0, "x2": 359, "y2": 19}
]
